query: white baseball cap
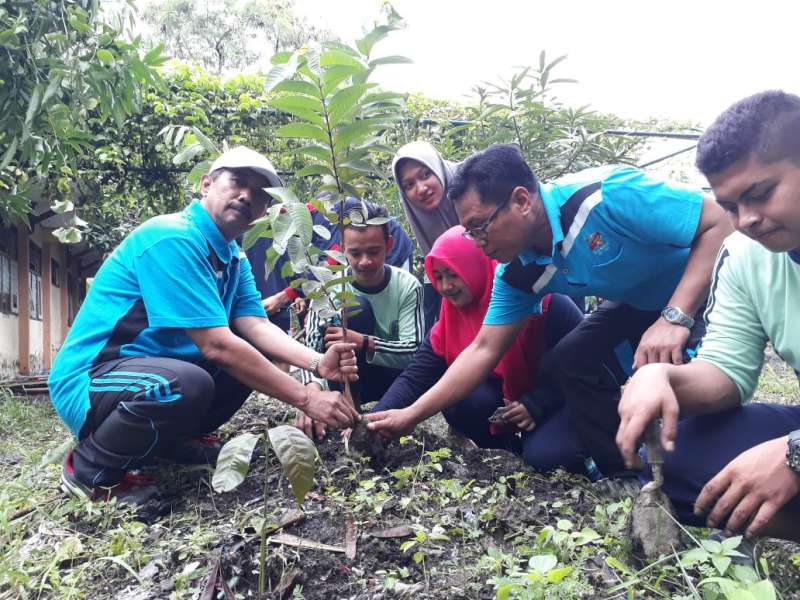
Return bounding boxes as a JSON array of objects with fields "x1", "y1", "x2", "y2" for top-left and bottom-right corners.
[{"x1": 209, "y1": 146, "x2": 284, "y2": 188}]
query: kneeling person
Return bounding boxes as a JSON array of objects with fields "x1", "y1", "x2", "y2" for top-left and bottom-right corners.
[
  {"x1": 296, "y1": 201, "x2": 424, "y2": 439},
  {"x1": 49, "y1": 147, "x2": 359, "y2": 512}
]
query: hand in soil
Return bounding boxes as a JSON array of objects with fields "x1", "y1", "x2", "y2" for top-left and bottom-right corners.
[
  {"x1": 347, "y1": 420, "x2": 386, "y2": 463},
  {"x1": 364, "y1": 407, "x2": 417, "y2": 439},
  {"x1": 501, "y1": 401, "x2": 536, "y2": 431}
]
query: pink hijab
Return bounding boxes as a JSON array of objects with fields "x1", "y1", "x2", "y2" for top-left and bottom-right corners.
[{"x1": 425, "y1": 226, "x2": 549, "y2": 402}]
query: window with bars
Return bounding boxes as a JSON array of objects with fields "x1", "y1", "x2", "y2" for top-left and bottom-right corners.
[
  {"x1": 51, "y1": 257, "x2": 61, "y2": 287},
  {"x1": 29, "y1": 241, "x2": 42, "y2": 321},
  {"x1": 0, "y1": 226, "x2": 19, "y2": 314}
]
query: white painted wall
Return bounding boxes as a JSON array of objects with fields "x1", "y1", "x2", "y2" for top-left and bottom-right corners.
[{"x1": 0, "y1": 313, "x2": 19, "y2": 378}]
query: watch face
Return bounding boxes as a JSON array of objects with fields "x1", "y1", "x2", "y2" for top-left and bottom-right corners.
[{"x1": 664, "y1": 308, "x2": 678, "y2": 321}]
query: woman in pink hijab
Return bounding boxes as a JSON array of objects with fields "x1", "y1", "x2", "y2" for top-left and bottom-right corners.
[{"x1": 371, "y1": 226, "x2": 586, "y2": 471}]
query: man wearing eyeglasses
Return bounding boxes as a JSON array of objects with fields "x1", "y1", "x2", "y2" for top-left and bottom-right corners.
[{"x1": 368, "y1": 143, "x2": 730, "y2": 480}]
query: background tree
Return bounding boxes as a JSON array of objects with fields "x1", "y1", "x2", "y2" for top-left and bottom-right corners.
[
  {"x1": 141, "y1": 0, "x2": 332, "y2": 74},
  {"x1": 0, "y1": 0, "x2": 165, "y2": 236}
]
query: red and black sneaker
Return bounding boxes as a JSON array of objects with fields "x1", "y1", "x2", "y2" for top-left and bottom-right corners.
[
  {"x1": 61, "y1": 449, "x2": 164, "y2": 509},
  {"x1": 155, "y1": 434, "x2": 223, "y2": 466}
]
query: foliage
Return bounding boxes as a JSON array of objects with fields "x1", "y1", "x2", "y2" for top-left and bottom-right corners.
[
  {"x1": 141, "y1": 0, "x2": 332, "y2": 74},
  {"x1": 0, "y1": 0, "x2": 165, "y2": 229},
  {"x1": 241, "y1": 3, "x2": 409, "y2": 332}
]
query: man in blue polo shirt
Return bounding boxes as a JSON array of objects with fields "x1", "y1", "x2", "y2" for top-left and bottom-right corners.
[
  {"x1": 49, "y1": 146, "x2": 360, "y2": 512},
  {"x1": 368, "y1": 144, "x2": 730, "y2": 478}
]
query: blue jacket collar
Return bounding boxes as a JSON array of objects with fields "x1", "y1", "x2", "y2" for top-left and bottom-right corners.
[
  {"x1": 518, "y1": 183, "x2": 560, "y2": 267},
  {"x1": 789, "y1": 249, "x2": 800, "y2": 265},
  {"x1": 187, "y1": 200, "x2": 236, "y2": 264}
]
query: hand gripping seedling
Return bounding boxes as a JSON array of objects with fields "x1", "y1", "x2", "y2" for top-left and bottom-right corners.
[{"x1": 630, "y1": 419, "x2": 681, "y2": 559}]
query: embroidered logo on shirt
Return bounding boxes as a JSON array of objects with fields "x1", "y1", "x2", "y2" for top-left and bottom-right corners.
[{"x1": 585, "y1": 232, "x2": 609, "y2": 255}]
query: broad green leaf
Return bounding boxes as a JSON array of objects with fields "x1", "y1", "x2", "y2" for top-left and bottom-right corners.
[
  {"x1": 321, "y1": 49, "x2": 366, "y2": 69},
  {"x1": 333, "y1": 121, "x2": 372, "y2": 153},
  {"x1": 274, "y1": 80, "x2": 320, "y2": 97},
  {"x1": 264, "y1": 187, "x2": 301, "y2": 204},
  {"x1": 0, "y1": 136, "x2": 18, "y2": 170},
  {"x1": 285, "y1": 201, "x2": 314, "y2": 249},
  {"x1": 143, "y1": 43, "x2": 166, "y2": 66},
  {"x1": 271, "y1": 94, "x2": 324, "y2": 116},
  {"x1": 188, "y1": 160, "x2": 211, "y2": 188},
  {"x1": 747, "y1": 579, "x2": 777, "y2": 600},
  {"x1": 280, "y1": 261, "x2": 295, "y2": 278},
  {"x1": 42, "y1": 75, "x2": 64, "y2": 105},
  {"x1": 268, "y1": 425, "x2": 316, "y2": 505},
  {"x1": 96, "y1": 49, "x2": 114, "y2": 66},
  {"x1": 51, "y1": 199, "x2": 74, "y2": 214},
  {"x1": 528, "y1": 554, "x2": 557, "y2": 573},
  {"x1": 711, "y1": 555, "x2": 732, "y2": 575},
  {"x1": 172, "y1": 142, "x2": 205, "y2": 165},
  {"x1": 369, "y1": 55, "x2": 413, "y2": 67},
  {"x1": 572, "y1": 527, "x2": 600, "y2": 546},
  {"x1": 212, "y1": 433, "x2": 259, "y2": 493},
  {"x1": 321, "y1": 65, "x2": 363, "y2": 97},
  {"x1": 292, "y1": 145, "x2": 333, "y2": 166},
  {"x1": 0, "y1": 30, "x2": 19, "y2": 47},
  {"x1": 265, "y1": 51, "x2": 299, "y2": 93},
  {"x1": 720, "y1": 535, "x2": 744, "y2": 553},
  {"x1": 701, "y1": 539, "x2": 723, "y2": 554},
  {"x1": 276, "y1": 122, "x2": 330, "y2": 145},
  {"x1": 243, "y1": 216, "x2": 271, "y2": 250},
  {"x1": 325, "y1": 249, "x2": 347, "y2": 265},
  {"x1": 25, "y1": 83, "x2": 43, "y2": 126},
  {"x1": 296, "y1": 164, "x2": 334, "y2": 178},
  {"x1": 328, "y1": 83, "x2": 374, "y2": 129},
  {"x1": 412, "y1": 551, "x2": 424, "y2": 564},
  {"x1": 546, "y1": 566, "x2": 573, "y2": 583}
]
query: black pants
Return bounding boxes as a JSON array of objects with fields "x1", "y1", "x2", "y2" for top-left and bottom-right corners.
[
  {"x1": 550, "y1": 301, "x2": 705, "y2": 476},
  {"x1": 73, "y1": 356, "x2": 251, "y2": 488}
]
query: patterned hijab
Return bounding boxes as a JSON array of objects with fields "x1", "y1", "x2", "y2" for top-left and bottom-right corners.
[{"x1": 392, "y1": 141, "x2": 460, "y2": 255}]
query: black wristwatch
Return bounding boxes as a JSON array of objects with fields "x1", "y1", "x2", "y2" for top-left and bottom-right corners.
[
  {"x1": 661, "y1": 306, "x2": 695, "y2": 329},
  {"x1": 786, "y1": 430, "x2": 800, "y2": 476}
]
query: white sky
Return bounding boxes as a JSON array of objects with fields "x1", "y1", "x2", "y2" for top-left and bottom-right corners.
[{"x1": 294, "y1": 0, "x2": 800, "y2": 126}]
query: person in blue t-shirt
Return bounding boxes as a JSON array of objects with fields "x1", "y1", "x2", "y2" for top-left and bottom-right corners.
[
  {"x1": 49, "y1": 146, "x2": 360, "y2": 513},
  {"x1": 368, "y1": 143, "x2": 731, "y2": 479}
]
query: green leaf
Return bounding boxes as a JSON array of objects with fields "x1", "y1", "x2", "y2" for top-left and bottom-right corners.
[
  {"x1": 720, "y1": 535, "x2": 744, "y2": 553},
  {"x1": 711, "y1": 555, "x2": 732, "y2": 575},
  {"x1": 328, "y1": 83, "x2": 374, "y2": 129},
  {"x1": 272, "y1": 94, "x2": 324, "y2": 116},
  {"x1": 276, "y1": 122, "x2": 330, "y2": 145},
  {"x1": 412, "y1": 551, "x2": 424, "y2": 564},
  {"x1": 296, "y1": 164, "x2": 334, "y2": 178},
  {"x1": 96, "y1": 49, "x2": 114, "y2": 66},
  {"x1": 268, "y1": 425, "x2": 316, "y2": 505},
  {"x1": 528, "y1": 554, "x2": 557, "y2": 573},
  {"x1": 325, "y1": 249, "x2": 347, "y2": 265},
  {"x1": 333, "y1": 121, "x2": 372, "y2": 153},
  {"x1": 546, "y1": 566, "x2": 573, "y2": 583},
  {"x1": 172, "y1": 142, "x2": 205, "y2": 165},
  {"x1": 274, "y1": 80, "x2": 320, "y2": 97},
  {"x1": 188, "y1": 160, "x2": 211, "y2": 188},
  {"x1": 369, "y1": 55, "x2": 413, "y2": 67},
  {"x1": 265, "y1": 51, "x2": 299, "y2": 93},
  {"x1": 747, "y1": 579, "x2": 777, "y2": 600},
  {"x1": 243, "y1": 216, "x2": 271, "y2": 250},
  {"x1": 142, "y1": 43, "x2": 166, "y2": 66},
  {"x1": 264, "y1": 187, "x2": 301, "y2": 204},
  {"x1": 0, "y1": 30, "x2": 19, "y2": 47},
  {"x1": 321, "y1": 65, "x2": 363, "y2": 96},
  {"x1": 0, "y1": 136, "x2": 18, "y2": 170},
  {"x1": 321, "y1": 49, "x2": 366, "y2": 69},
  {"x1": 292, "y1": 145, "x2": 333, "y2": 166},
  {"x1": 42, "y1": 75, "x2": 64, "y2": 105},
  {"x1": 571, "y1": 527, "x2": 600, "y2": 546},
  {"x1": 25, "y1": 83, "x2": 43, "y2": 126},
  {"x1": 212, "y1": 433, "x2": 259, "y2": 493}
]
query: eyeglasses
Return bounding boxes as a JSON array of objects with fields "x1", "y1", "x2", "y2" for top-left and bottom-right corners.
[{"x1": 462, "y1": 196, "x2": 509, "y2": 241}]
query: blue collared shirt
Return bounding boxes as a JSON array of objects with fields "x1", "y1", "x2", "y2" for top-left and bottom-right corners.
[
  {"x1": 485, "y1": 165, "x2": 704, "y2": 325},
  {"x1": 49, "y1": 200, "x2": 266, "y2": 434}
]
